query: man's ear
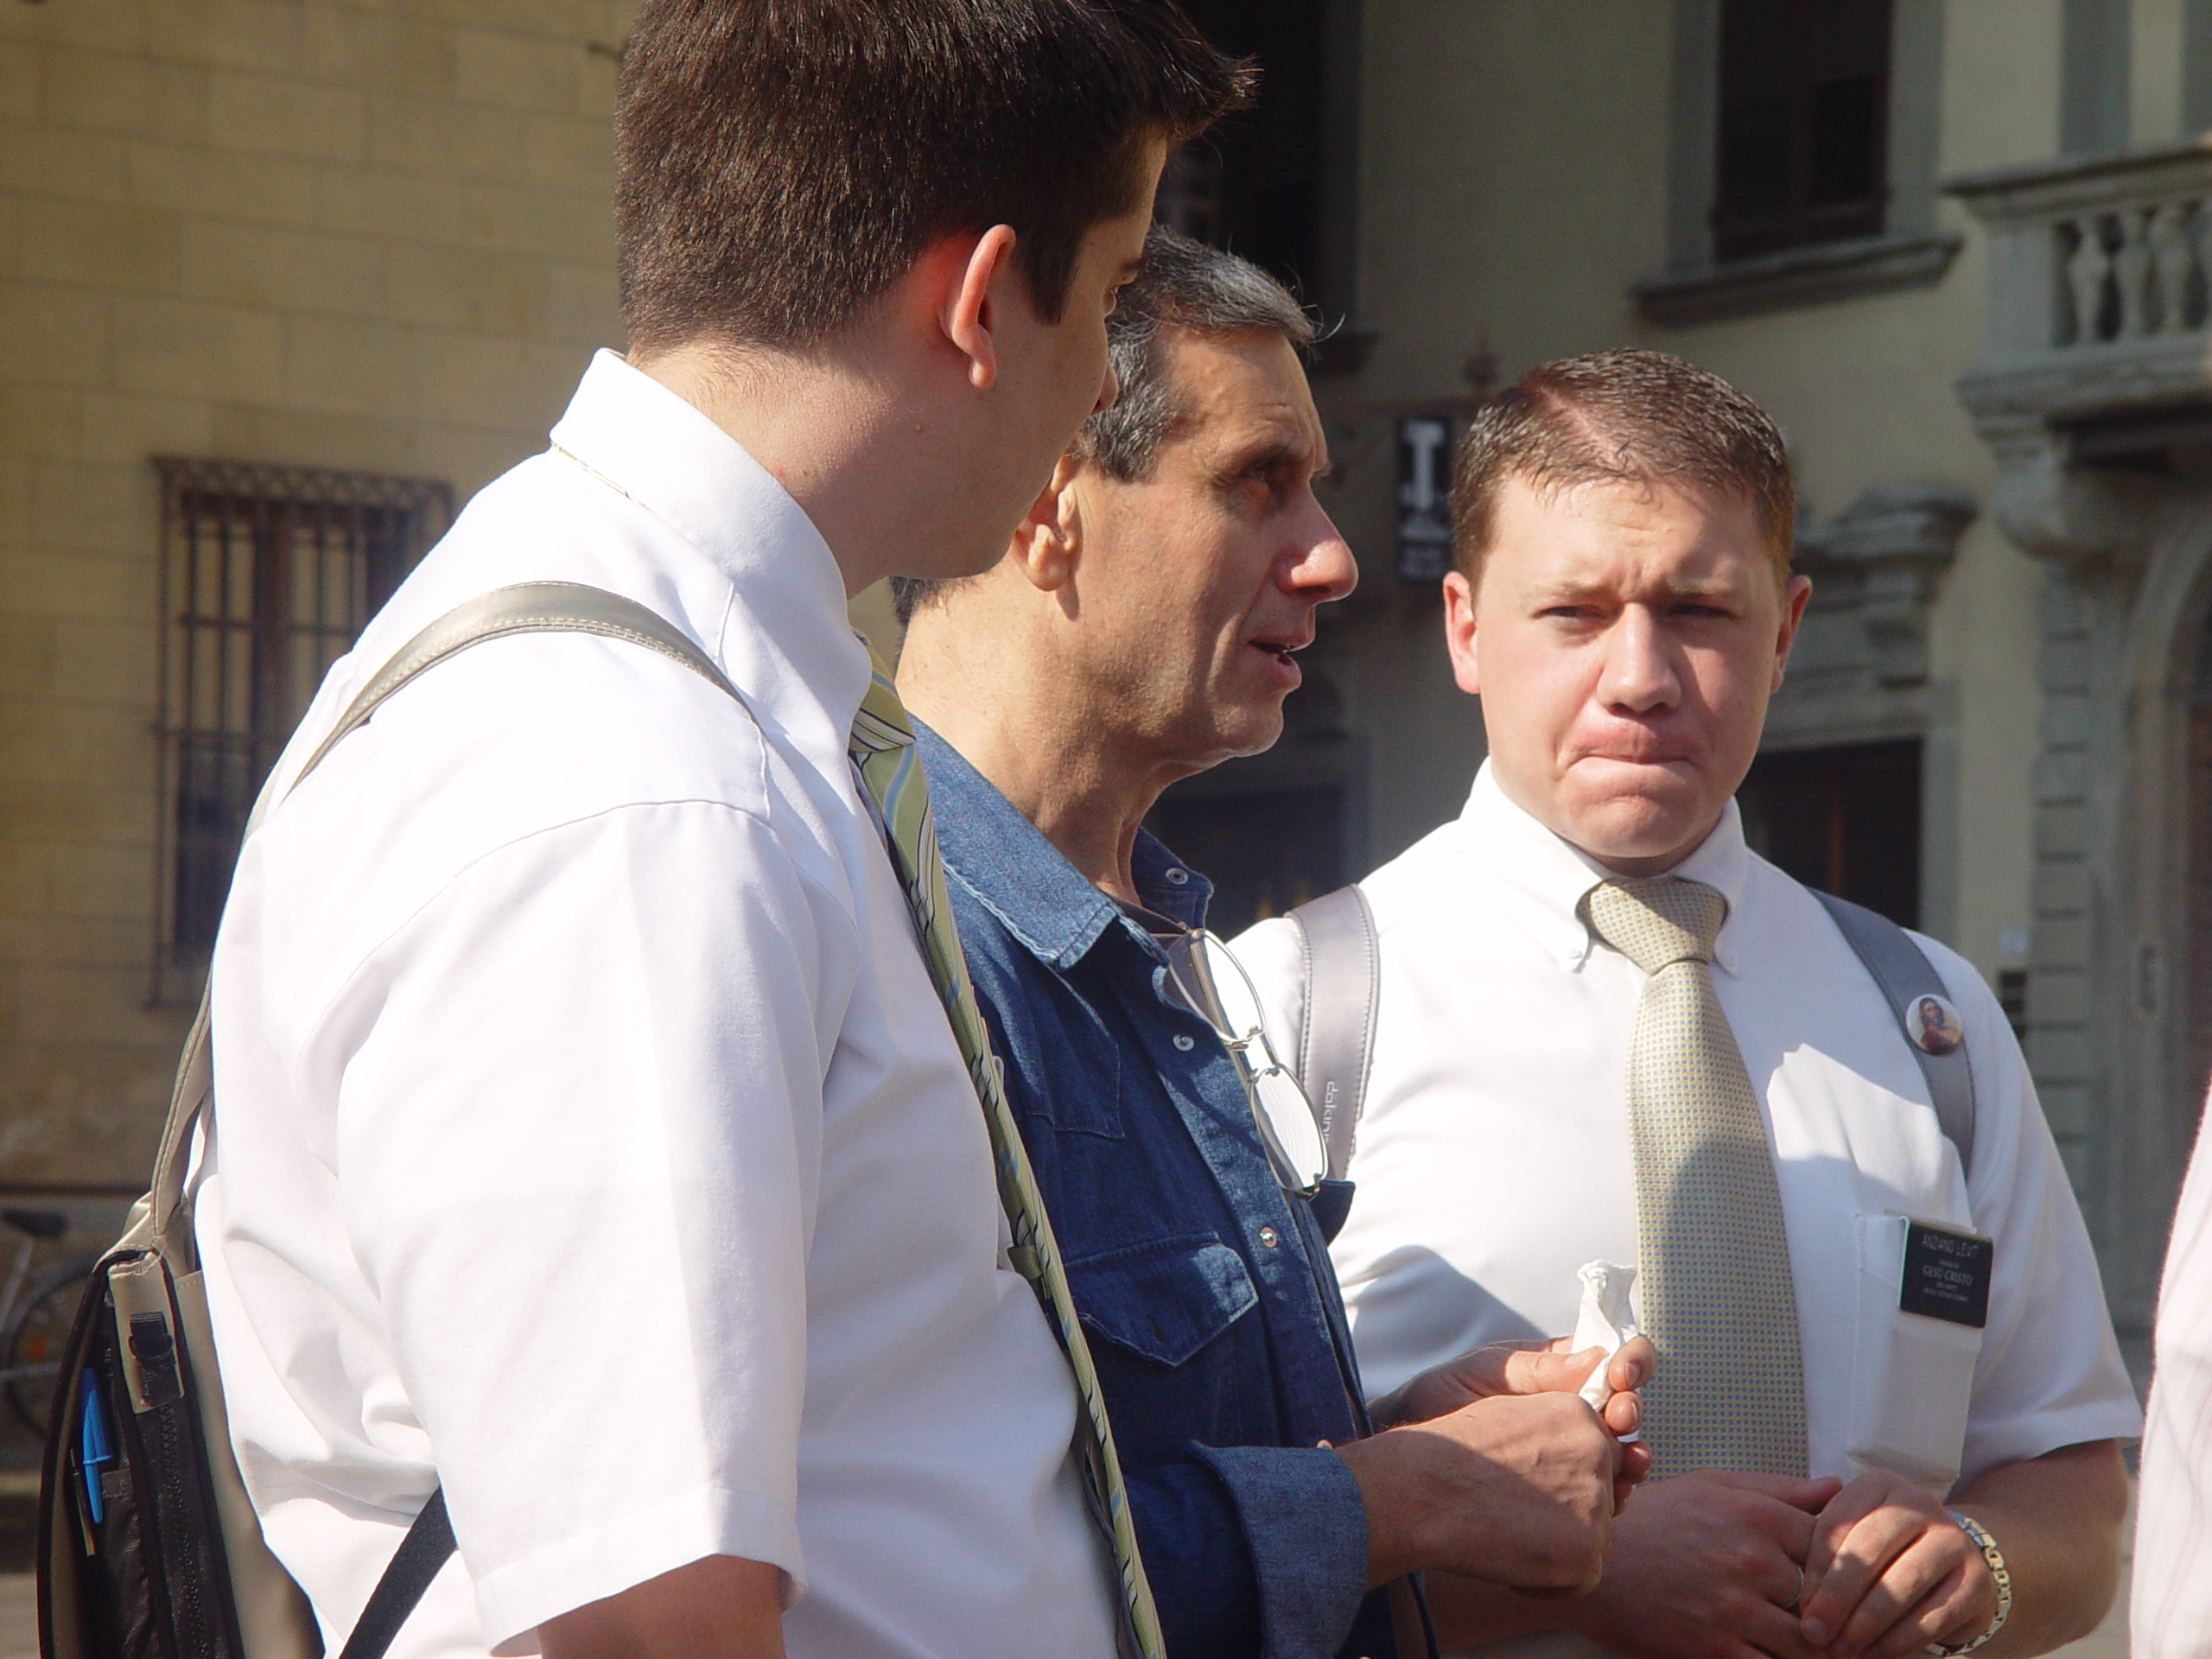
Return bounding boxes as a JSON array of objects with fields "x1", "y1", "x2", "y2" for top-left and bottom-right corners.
[
  {"x1": 1771, "y1": 572, "x2": 1813, "y2": 690},
  {"x1": 942, "y1": 225, "x2": 1021, "y2": 392},
  {"x1": 1442, "y1": 569, "x2": 1482, "y2": 696},
  {"x1": 1009, "y1": 452, "x2": 1085, "y2": 593}
]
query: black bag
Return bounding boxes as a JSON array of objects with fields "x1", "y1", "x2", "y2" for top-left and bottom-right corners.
[
  {"x1": 35, "y1": 1002, "x2": 454, "y2": 1659},
  {"x1": 36, "y1": 582, "x2": 747, "y2": 1659}
]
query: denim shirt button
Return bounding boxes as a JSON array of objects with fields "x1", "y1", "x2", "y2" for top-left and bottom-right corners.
[
  {"x1": 1164, "y1": 868, "x2": 1190, "y2": 885},
  {"x1": 1173, "y1": 1033, "x2": 1196, "y2": 1051},
  {"x1": 1257, "y1": 1225, "x2": 1280, "y2": 1249}
]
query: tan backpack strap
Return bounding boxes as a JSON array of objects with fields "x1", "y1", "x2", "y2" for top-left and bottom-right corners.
[
  {"x1": 262, "y1": 581, "x2": 739, "y2": 834},
  {"x1": 150, "y1": 582, "x2": 745, "y2": 1262},
  {"x1": 149, "y1": 993, "x2": 215, "y2": 1264}
]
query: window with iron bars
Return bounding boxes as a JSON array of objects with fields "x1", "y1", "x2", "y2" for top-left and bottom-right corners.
[{"x1": 153, "y1": 459, "x2": 452, "y2": 1000}]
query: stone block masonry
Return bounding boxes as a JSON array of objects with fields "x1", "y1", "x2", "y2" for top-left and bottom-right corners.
[{"x1": 0, "y1": 0, "x2": 636, "y2": 1183}]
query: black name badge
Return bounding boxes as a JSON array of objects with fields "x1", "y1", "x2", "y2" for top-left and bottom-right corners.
[{"x1": 1899, "y1": 1221, "x2": 1993, "y2": 1329}]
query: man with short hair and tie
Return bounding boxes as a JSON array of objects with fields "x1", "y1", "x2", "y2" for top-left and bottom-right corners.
[
  {"x1": 895, "y1": 231, "x2": 1649, "y2": 1659},
  {"x1": 1236, "y1": 350, "x2": 2142, "y2": 1659},
  {"x1": 193, "y1": 6, "x2": 1247, "y2": 1658}
]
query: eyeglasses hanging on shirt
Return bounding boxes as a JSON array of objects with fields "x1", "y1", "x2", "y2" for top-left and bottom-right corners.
[{"x1": 1155, "y1": 925, "x2": 1330, "y2": 1198}]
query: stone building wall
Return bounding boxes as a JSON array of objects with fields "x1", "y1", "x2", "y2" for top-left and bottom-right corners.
[{"x1": 0, "y1": 0, "x2": 633, "y2": 1184}]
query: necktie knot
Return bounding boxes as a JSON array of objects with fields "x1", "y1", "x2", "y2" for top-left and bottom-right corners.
[
  {"x1": 1585, "y1": 877, "x2": 1728, "y2": 975},
  {"x1": 849, "y1": 642, "x2": 917, "y2": 759}
]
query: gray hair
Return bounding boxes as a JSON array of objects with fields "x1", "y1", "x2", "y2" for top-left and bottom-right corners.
[{"x1": 892, "y1": 225, "x2": 1313, "y2": 624}]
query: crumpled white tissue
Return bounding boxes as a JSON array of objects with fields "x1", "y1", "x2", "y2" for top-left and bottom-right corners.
[{"x1": 1572, "y1": 1260, "x2": 1639, "y2": 1409}]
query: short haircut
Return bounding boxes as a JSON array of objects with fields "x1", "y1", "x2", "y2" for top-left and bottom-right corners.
[
  {"x1": 892, "y1": 225, "x2": 1313, "y2": 624},
  {"x1": 1451, "y1": 348, "x2": 1796, "y2": 588},
  {"x1": 614, "y1": 1, "x2": 1251, "y2": 353},
  {"x1": 1076, "y1": 225, "x2": 1315, "y2": 481}
]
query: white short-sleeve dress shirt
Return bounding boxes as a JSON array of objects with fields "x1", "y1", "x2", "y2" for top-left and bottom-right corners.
[
  {"x1": 2134, "y1": 1092, "x2": 2212, "y2": 1656},
  {"x1": 1236, "y1": 765, "x2": 2139, "y2": 1644},
  {"x1": 195, "y1": 351, "x2": 1116, "y2": 1659}
]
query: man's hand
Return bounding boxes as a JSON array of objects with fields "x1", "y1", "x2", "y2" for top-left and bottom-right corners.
[
  {"x1": 1335, "y1": 1391, "x2": 1626, "y2": 1595},
  {"x1": 1545, "y1": 1470, "x2": 1845, "y2": 1659},
  {"x1": 1377, "y1": 1336, "x2": 1655, "y2": 1505},
  {"x1": 1798, "y1": 1441, "x2": 2127, "y2": 1659},
  {"x1": 1382, "y1": 1335, "x2": 1654, "y2": 1427},
  {"x1": 1796, "y1": 1473, "x2": 1993, "y2": 1659}
]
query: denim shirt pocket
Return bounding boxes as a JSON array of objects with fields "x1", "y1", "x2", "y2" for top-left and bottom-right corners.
[
  {"x1": 1067, "y1": 1235, "x2": 1261, "y2": 1367},
  {"x1": 1015, "y1": 982, "x2": 1128, "y2": 1141}
]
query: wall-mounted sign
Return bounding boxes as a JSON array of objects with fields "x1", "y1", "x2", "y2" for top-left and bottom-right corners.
[{"x1": 1396, "y1": 415, "x2": 1453, "y2": 583}]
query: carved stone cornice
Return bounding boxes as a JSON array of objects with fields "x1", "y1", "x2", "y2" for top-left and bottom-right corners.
[{"x1": 1794, "y1": 484, "x2": 1977, "y2": 687}]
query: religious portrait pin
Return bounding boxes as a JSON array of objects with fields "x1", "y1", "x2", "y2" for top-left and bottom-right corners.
[{"x1": 1910, "y1": 994, "x2": 1964, "y2": 1056}]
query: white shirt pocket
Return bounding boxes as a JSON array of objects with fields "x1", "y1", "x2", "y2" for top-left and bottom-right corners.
[{"x1": 1846, "y1": 1213, "x2": 1988, "y2": 1491}]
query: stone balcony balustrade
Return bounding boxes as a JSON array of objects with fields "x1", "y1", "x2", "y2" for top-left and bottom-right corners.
[
  {"x1": 1946, "y1": 140, "x2": 2212, "y2": 1338},
  {"x1": 1951, "y1": 138, "x2": 2212, "y2": 444}
]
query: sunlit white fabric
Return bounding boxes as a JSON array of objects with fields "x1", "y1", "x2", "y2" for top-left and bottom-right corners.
[
  {"x1": 1236, "y1": 764, "x2": 2140, "y2": 1657},
  {"x1": 2135, "y1": 1092, "x2": 2212, "y2": 1656},
  {"x1": 194, "y1": 351, "x2": 1116, "y2": 1659}
]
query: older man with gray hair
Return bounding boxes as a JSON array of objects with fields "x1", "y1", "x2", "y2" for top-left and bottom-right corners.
[{"x1": 893, "y1": 228, "x2": 1649, "y2": 1659}]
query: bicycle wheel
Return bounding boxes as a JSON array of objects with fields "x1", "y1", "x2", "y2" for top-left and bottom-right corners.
[{"x1": 4, "y1": 1255, "x2": 94, "y2": 1438}]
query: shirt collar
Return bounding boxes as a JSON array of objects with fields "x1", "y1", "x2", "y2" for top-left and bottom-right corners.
[
  {"x1": 546, "y1": 350, "x2": 868, "y2": 766},
  {"x1": 913, "y1": 721, "x2": 1213, "y2": 969},
  {"x1": 1459, "y1": 760, "x2": 1751, "y2": 975}
]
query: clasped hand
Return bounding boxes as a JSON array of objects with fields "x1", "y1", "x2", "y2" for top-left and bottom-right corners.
[
  {"x1": 1565, "y1": 1467, "x2": 1997, "y2": 1659},
  {"x1": 1338, "y1": 1337, "x2": 1654, "y2": 1597},
  {"x1": 1797, "y1": 1471, "x2": 1998, "y2": 1659}
]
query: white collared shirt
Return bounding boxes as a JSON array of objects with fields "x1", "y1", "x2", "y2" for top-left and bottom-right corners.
[
  {"x1": 2134, "y1": 1091, "x2": 2212, "y2": 1654},
  {"x1": 1237, "y1": 762, "x2": 2139, "y2": 1491},
  {"x1": 196, "y1": 351, "x2": 1116, "y2": 1659}
]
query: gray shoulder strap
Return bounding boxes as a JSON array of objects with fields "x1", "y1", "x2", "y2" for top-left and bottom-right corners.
[
  {"x1": 1287, "y1": 883, "x2": 1379, "y2": 1182},
  {"x1": 154, "y1": 582, "x2": 741, "y2": 1258},
  {"x1": 273, "y1": 581, "x2": 737, "y2": 829},
  {"x1": 1814, "y1": 890, "x2": 1978, "y2": 1179}
]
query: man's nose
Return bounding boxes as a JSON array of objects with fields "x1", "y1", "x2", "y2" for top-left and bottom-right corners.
[
  {"x1": 1093, "y1": 357, "x2": 1120, "y2": 415},
  {"x1": 1285, "y1": 503, "x2": 1357, "y2": 603},
  {"x1": 1598, "y1": 607, "x2": 1679, "y2": 712}
]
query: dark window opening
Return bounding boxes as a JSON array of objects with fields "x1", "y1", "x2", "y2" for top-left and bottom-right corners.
[
  {"x1": 1997, "y1": 968, "x2": 2029, "y2": 1043},
  {"x1": 1737, "y1": 739, "x2": 1920, "y2": 928},
  {"x1": 154, "y1": 460, "x2": 450, "y2": 991},
  {"x1": 1147, "y1": 784, "x2": 1348, "y2": 938},
  {"x1": 1713, "y1": 0, "x2": 1891, "y2": 261},
  {"x1": 1160, "y1": 0, "x2": 1332, "y2": 309}
]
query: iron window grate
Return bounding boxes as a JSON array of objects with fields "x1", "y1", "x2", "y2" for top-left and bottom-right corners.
[{"x1": 152, "y1": 458, "x2": 452, "y2": 1000}]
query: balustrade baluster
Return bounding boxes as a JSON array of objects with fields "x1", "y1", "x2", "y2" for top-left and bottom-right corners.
[
  {"x1": 2149, "y1": 202, "x2": 2196, "y2": 334},
  {"x1": 2116, "y1": 207, "x2": 2152, "y2": 337},
  {"x1": 2194, "y1": 200, "x2": 2212, "y2": 333},
  {"x1": 2067, "y1": 214, "x2": 2114, "y2": 346}
]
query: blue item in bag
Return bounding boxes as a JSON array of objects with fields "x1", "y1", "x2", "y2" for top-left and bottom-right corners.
[{"x1": 78, "y1": 1368, "x2": 113, "y2": 1525}]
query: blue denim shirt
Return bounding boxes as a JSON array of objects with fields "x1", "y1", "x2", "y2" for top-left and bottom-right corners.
[{"x1": 916, "y1": 723, "x2": 1399, "y2": 1659}]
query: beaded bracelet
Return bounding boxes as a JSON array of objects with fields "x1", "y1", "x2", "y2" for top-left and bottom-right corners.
[{"x1": 1924, "y1": 1510, "x2": 2012, "y2": 1656}]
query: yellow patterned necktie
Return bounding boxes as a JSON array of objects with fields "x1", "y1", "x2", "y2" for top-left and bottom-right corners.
[
  {"x1": 1584, "y1": 877, "x2": 1808, "y2": 1479},
  {"x1": 847, "y1": 648, "x2": 1164, "y2": 1659}
]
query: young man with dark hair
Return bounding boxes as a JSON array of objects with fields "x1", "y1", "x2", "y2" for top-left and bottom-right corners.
[
  {"x1": 1240, "y1": 350, "x2": 2141, "y2": 1659},
  {"x1": 194, "y1": 9, "x2": 1243, "y2": 1659},
  {"x1": 898, "y1": 233, "x2": 1650, "y2": 1659}
]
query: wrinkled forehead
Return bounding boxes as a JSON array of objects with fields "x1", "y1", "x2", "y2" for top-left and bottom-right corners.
[
  {"x1": 1486, "y1": 471, "x2": 1778, "y2": 593},
  {"x1": 1486, "y1": 470, "x2": 1783, "y2": 596},
  {"x1": 1157, "y1": 327, "x2": 1327, "y2": 465}
]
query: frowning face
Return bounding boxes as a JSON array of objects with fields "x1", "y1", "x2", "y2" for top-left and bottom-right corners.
[{"x1": 1443, "y1": 473, "x2": 1808, "y2": 874}]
